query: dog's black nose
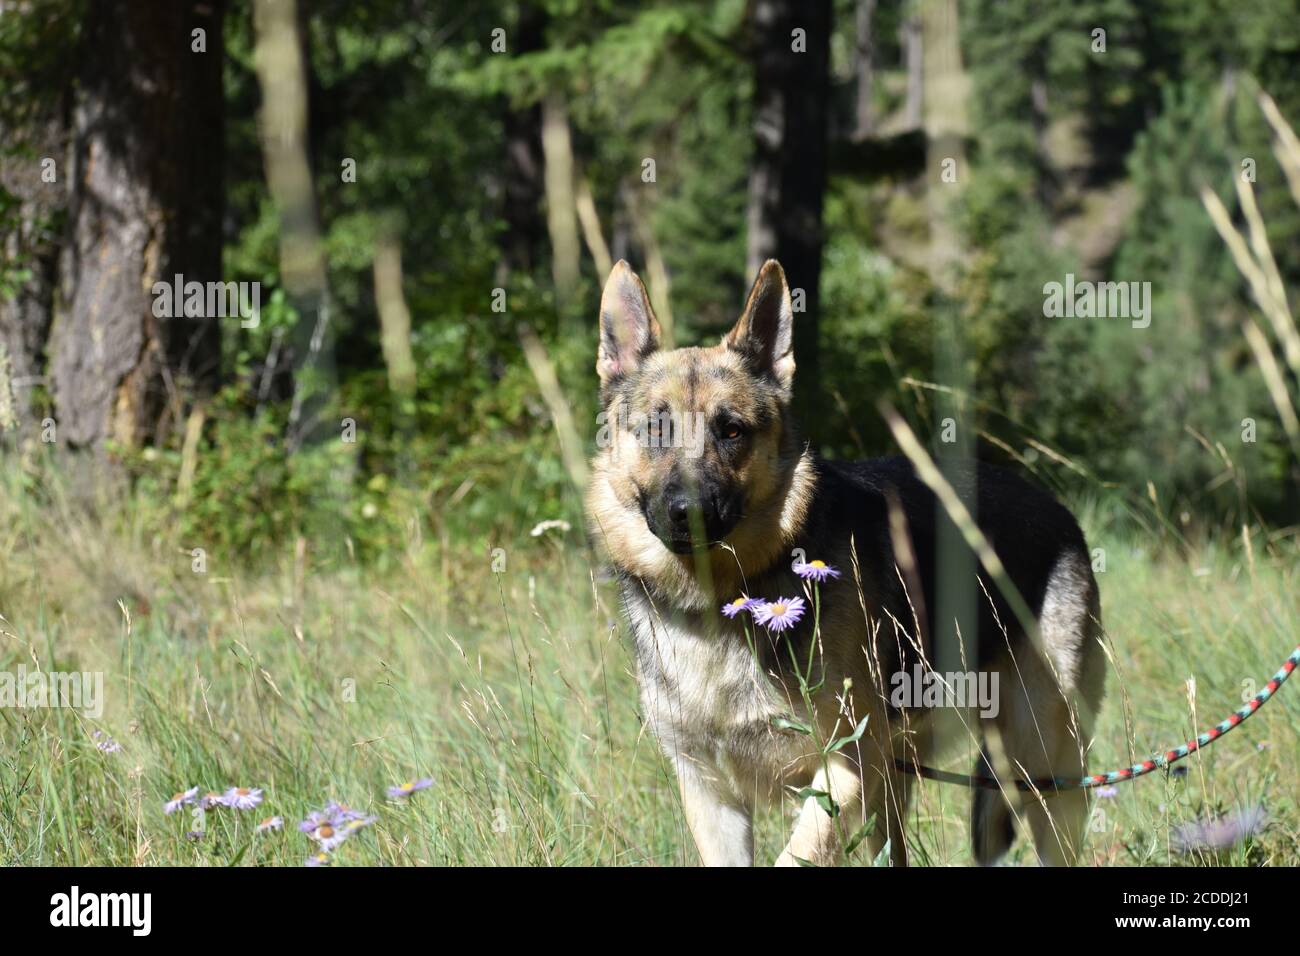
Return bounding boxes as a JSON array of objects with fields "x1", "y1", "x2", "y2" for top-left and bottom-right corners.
[
  {"x1": 665, "y1": 487, "x2": 721, "y2": 535},
  {"x1": 653, "y1": 482, "x2": 739, "y2": 553},
  {"x1": 667, "y1": 494, "x2": 692, "y2": 529}
]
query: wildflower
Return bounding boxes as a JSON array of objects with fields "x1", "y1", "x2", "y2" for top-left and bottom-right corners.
[
  {"x1": 721, "y1": 596, "x2": 759, "y2": 619},
  {"x1": 1171, "y1": 805, "x2": 1267, "y2": 853},
  {"x1": 1096, "y1": 785, "x2": 1119, "y2": 799},
  {"x1": 257, "y1": 816, "x2": 284, "y2": 834},
  {"x1": 305, "y1": 852, "x2": 330, "y2": 867},
  {"x1": 222, "y1": 786, "x2": 264, "y2": 810},
  {"x1": 753, "y1": 596, "x2": 806, "y2": 632},
  {"x1": 96, "y1": 737, "x2": 123, "y2": 753},
  {"x1": 312, "y1": 823, "x2": 346, "y2": 852},
  {"x1": 325, "y1": 801, "x2": 370, "y2": 823},
  {"x1": 298, "y1": 804, "x2": 353, "y2": 833},
  {"x1": 164, "y1": 786, "x2": 200, "y2": 815},
  {"x1": 311, "y1": 815, "x2": 377, "y2": 852},
  {"x1": 387, "y1": 778, "x2": 434, "y2": 800},
  {"x1": 299, "y1": 809, "x2": 330, "y2": 833},
  {"x1": 200, "y1": 792, "x2": 225, "y2": 810},
  {"x1": 795, "y1": 559, "x2": 840, "y2": 583},
  {"x1": 185, "y1": 830, "x2": 206, "y2": 842}
]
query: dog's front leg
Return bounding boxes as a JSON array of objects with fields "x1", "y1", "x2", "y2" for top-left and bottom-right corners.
[
  {"x1": 676, "y1": 760, "x2": 753, "y2": 866},
  {"x1": 775, "y1": 756, "x2": 862, "y2": 867}
]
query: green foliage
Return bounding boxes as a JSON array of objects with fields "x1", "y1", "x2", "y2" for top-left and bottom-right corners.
[
  {"x1": 816, "y1": 183, "x2": 932, "y2": 458},
  {"x1": 954, "y1": 2, "x2": 1299, "y2": 523},
  {"x1": 1095, "y1": 79, "x2": 1292, "y2": 521},
  {"x1": 7, "y1": 0, "x2": 1299, "y2": 559}
]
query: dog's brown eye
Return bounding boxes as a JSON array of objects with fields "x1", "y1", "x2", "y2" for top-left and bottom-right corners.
[{"x1": 723, "y1": 425, "x2": 743, "y2": 440}]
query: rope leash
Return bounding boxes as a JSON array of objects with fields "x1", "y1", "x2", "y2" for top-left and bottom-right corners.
[{"x1": 893, "y1": 643, "x2": 1300, "y2": 794}]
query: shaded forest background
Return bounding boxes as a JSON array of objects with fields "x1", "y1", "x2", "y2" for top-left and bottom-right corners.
[{"x1": 2, "y1": 0, "x2": 1299, "y2": 566}]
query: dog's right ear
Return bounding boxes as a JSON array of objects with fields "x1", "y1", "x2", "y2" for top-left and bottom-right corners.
[
  {"x1": 725, "y1": 259, "x2": 795, "y2": 396},
  {"x1": 597, "y1": 260, "x2": 661, "y2": 387}
]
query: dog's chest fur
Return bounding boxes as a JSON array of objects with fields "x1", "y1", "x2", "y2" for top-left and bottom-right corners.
[{"x1": 622, "y1": 587, "x2": 812, "y2": 799}]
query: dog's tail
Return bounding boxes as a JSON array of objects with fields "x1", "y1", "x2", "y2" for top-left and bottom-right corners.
[{"x1": 969, "y1": 745, "x2": 1015, "y2": 865}]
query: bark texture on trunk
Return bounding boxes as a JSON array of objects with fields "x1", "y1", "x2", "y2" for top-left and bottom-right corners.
[{"x1": 52, "y1": 0, "x2": 225, "y2": 450}]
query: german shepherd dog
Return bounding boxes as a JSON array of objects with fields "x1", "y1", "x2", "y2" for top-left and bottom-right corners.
[{"x1": 585, "y1": 259, "x2": 1107, "y2": 866}]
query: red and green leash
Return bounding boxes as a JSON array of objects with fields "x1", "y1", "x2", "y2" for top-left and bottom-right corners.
[{"x1": 893, "y1": 643, "x2": 1300, "y2": 794}]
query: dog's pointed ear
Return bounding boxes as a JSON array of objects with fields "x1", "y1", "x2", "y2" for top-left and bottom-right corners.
[
  {"x1": 597, "y1": 260, "x2": 661, "y2": 386},
  {"x1": 725, "y1": 259, "x2": 795, "y2": 395}
]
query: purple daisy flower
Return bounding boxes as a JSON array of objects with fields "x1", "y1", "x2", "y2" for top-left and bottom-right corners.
[
  {"x1": 1096, "y1": 785, "x2": 1119, "y2": 799},
  {"x1": 754, "y1": 596, "x2": 806, "y2": 632},
  {"x1": 299, "y1": 800, "x2": 369, "y2": 835},
  {"x1": 257, "y1": 815, "x2": 284, "y2": 834},
  {"x1": 222, "y1": 786, "x2": 264, "y2": 810},
  {"x1": 311, "y1": 814, "x2": 377, "y2": 852},
  {"x1": 305, "y1": 851, "x2": 331, "y2": 867},
  {"x1": 299, "y1": 799, "x2": 376, "y2": 851},
  {"x1": 96, "y1": 737, "x2": 123, "y2": 753},
  {"x1": 164, "y1": 786, "x2": 200, "y2": 815},
  {"x1": 310, "y1": 822, "x2": 347, "y2": 851},
  {"x1": 721, "y1": 596, "x2": 760, "y2": 619},
  {"x1": 1171, "y1": 805, "x2": 1267, "y2": 853},
  {"x1": 200, "y1": 792, "x2": 225, "y2": 810},
  {"x1": 795, "y1": 559, "x2": 841, "y2": 583},
  {"x1": 387, "y1": 777, "x2": 434, "y2": 800}
]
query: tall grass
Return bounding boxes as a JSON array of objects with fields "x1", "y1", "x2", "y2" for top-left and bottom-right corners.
[{"x1": 0, "y1": 456, "x2": 1295, "y2": 866}]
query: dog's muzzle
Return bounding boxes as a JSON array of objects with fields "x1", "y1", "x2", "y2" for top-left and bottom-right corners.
[{"x1": 645, "y1": 483, "x2": 743, "y2": 554}]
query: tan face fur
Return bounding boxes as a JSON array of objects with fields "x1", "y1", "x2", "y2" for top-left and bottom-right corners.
[{"x1": 585, "y1": 260, "x2": 817, "y2": 611}]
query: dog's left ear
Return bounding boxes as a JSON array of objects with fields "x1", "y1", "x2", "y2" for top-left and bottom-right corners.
[{"x1": 725, "y1": 259, "x2": 795, "y2": 395}]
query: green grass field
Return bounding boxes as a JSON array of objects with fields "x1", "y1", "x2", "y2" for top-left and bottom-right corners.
[{"x1": 0, "y1": 472, "x2": 1296, "y2": 867}]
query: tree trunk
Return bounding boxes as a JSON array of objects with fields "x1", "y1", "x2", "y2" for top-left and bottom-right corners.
[
  {"x1": 499, "y1": 3, "x2": 546, "y2": 277},
  {"x1": 49, "y1": 0, "x2": 223, "y2": 452},
  {"x1": 746, "y1": 0, "x2": 832, "y2": 434},
  {"x1": 253, "y1": 0, "x2": 334, "y2": 451},
  {"x1": 921, "y1": 0, "x2": 968, "y2": 293},
  {"x1": 901, "y1": 10, "x2": 923, "y2": 130},
  {"x1": 51, "y1": 0, "x2": 225, "y2": 451},
  {"x1": 853, "y1": 0, "x2": 878, "y2": 139},
  {"x1": 541, "y1": 93, "x2": 581, "y2": 311}
]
